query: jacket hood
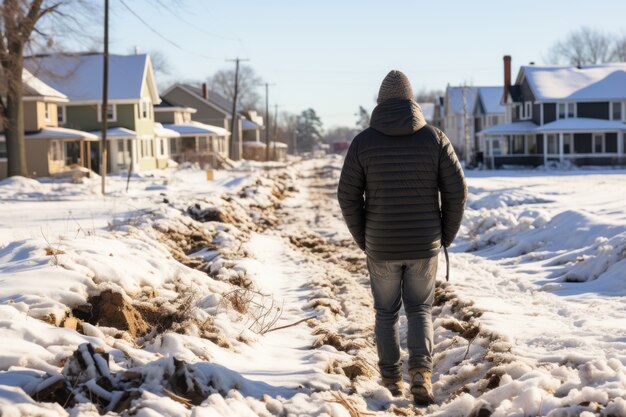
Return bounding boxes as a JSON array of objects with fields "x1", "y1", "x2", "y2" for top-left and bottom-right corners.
[{"x1": 369, "y1": 98, "x2": 427, "y2": 136}]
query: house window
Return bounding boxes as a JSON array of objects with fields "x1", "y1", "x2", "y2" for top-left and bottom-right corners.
[
  {"x1": 527, "y1": 136, "x2": 538, "y2": 154},
  {"x1": 520, "y1": 102, "x2": 532, "y2": 120},
  {"x1": 50, "y1": 140, "x2": 63, "y2": 161},
  {"x1": 563, "y1": 133, "x2": 573, "y2": 154},
  {"x1": 142, "y1": 139, "x2": 154, "y2": 157},
  {"x1": 0, "y1": 140, "x2": 6, "y2": 159},
  {"x1": 546, "y1": 134, "x2": 558, "y2": 154},
  {"x1": 97, "y1": 104, "x2": 117, "y2": 122},
  {"x1": 160, "y1": 139, "x2": 167, "y2": 156},
  {"x1": 141, "y1": 100, "x2": 149, "y2": 119},
  {"x1": 557, "y1": 102, "x2": 576, "y2": 119},
  {"x1": 170, "y1": 138, "x2": 178, "y2": 155},
  {"x1": 198, "y1": 137, "x2": 209, "y2": 152},
  {"x1": 611, "y1": 102, "x2": 623, "y2": 121},
  {"x1": 511, "y1": 135, "x2": 525, "y2": 154},
  {"x1": 593, "y1": 134, "x2": 604, "y2": 153},
  {"x1": 44, "y1": 103, "x2": 51, "y2": 122},
  {"x1": 57, "y1": 105, "x2": 66, "y2": 125}
]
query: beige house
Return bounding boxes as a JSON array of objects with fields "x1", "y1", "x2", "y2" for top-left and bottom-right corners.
[
  {"x1": 24, "y1": 53, "x2": 163, "y2": 174},
  {"x1": 0, "y1": 69, "x2": 97, "y2": 179},
  {"x1": 154, "y1": 99, "x2": 229, "y2": 167}
]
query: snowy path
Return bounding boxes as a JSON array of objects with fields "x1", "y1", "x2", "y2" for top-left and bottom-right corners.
[{"x1": 1, "y1": 160, "x2": 626, "y2": 416}]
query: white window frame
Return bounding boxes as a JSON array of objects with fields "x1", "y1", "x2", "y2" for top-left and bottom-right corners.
[
  {"x1": 557, "y1": 102, "x2": 576, "y2": 119},
  {"x1": 44, "y1": 102, "x2": 51, "y2": 122},
  {"x1": 610, "y1": 102, "x2": 623, "y2": 121},
  {"x1": 563, "y1": 133, "x2": 574, "y2": 154},
  {"x1": 520, "y1": 102, "x2": 532, "y2": 120},
  {"x1": 593, "y1": 133, "x2": 605, "y2": 154},
  {"x1": 139, "y1": 99, "x2": 151, "y2": 120},
  {"x1": 97, "y1": 103, "x2": 117, "y2": 122},
  {"x1": 57, "y1": 105, "x2": 66, "y2": 125},
  {"x1": 50, "y1": 140, "x2": 64, "y2": 161},
  {"x1": 546, "y1": 134, "x2": 559, "y2": 155}
]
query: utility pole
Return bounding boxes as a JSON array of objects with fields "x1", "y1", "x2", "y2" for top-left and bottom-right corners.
[
  {"x1": 226, "y1": 58, "x2": 249, "y2": 160},
  {"x1": 101, "y1": 0, "x2": 109, "y2": 194},
  {"x1": 273, "y1": 104, "x2": 279, "y2": 160},
  {"x1": 263, "y1": 83, "x2": 275, "y2": 161},
  {"x1": 462, "y1": 83, "x2": 471, "y2": 167}
]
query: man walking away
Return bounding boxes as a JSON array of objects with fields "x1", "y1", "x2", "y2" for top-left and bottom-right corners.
[{"x1": 337, "y1": 70, "x2": 467, "y2": 405}]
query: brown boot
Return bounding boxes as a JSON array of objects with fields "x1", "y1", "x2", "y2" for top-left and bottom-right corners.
[
  {"x1": 380, "y1": 376, "x2": 403, "y2": 397},
  {"x1": 409, "y1": 368, "x2": 434, "y2": 405}
]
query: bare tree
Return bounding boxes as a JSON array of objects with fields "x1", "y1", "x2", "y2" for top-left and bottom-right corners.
[
  {"x1": 209, "y1": 64, "x2": 262, "y2": 111},
  {"x1": 355, "y1": 106, "x2": 370, "y2": 130},
  {"x1": 414, "y1": 87, "x2": 444, "y2": 103},
  {"x1": 1, "y1": 0, "x2": 95, "y2": 177},
  {"x1": 612, "y1": 33, "x2": 626, "y2": 62},
  {"x1": 547, "y1": 27, "x2": 613, "y2": 66},
  {"x1": 1, "y1": 1, "x2": 62, "y2": 176},
  {"x1": 148, "y1": 49, "x2": 171, "y2": 78}
]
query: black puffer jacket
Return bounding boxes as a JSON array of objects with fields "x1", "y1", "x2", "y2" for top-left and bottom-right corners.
[{"x1": 337, "y1": 98, "x2": 467, "y2": 260}]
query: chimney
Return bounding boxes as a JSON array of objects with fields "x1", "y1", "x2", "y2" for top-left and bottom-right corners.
[
  {"x1": 202, "y1": 82, "x2": 208, "y2": 100},
  {"x1": 503, "y1": 55, "x2": 512, "y2": 103}
]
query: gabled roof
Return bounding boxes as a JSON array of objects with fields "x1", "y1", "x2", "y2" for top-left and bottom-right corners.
[
  {"x1": 22, "y1": 68, "x2": 68, "y2": 102},
  {"x1": 24, "y1": 53, "x2": 160, "y2": 104},
  {"x1": 518, "y1": 63, "x2": 626, "y2": 102},
  {"x1": 161, "y1": 84, "x2": 234, "y2": 117},
  {"x1": 475, "y1": 86, "x2": 505, "y2": 114},
  {"x1": 182, "y1": 84, "x2": 233, "y2": 113},
  {"x1": 446, "y1": 86, "x2": 479, "y2": 115}
]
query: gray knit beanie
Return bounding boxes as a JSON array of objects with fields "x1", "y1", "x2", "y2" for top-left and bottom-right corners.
[{"x1": 377, "y1": 70, "x2": 414, "y2": 104}]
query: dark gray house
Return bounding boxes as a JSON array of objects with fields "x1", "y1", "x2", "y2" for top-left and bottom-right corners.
[{"x1": 479, "y1": 56, "x2": 626, "y2": 168}]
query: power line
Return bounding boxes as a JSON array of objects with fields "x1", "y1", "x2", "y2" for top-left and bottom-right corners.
[
  {"x1": 118, "y1": 0, "x2": 219, "y2": 61},
  {"x1": 152, "y1": 0, "x2": 241, "y2": 42}
]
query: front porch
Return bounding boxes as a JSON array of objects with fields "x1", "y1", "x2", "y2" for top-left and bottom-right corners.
[{"x1": 480, "y1": 119, "x2": 626, "y2": 168}]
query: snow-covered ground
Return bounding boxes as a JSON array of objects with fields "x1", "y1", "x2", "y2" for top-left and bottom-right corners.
[{"x1": 0, "y1": 159, "x2": 625, "y2": 416}]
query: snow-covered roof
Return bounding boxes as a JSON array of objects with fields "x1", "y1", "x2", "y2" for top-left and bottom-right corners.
[
  {"x1": 22, "y1": 68, "x2": 67, "y2": 102},
  {"x1": 479, "y1": 118, "x2": 626, "y2": 136},
  {"x1": 476, "y1": 86, "x2": 505, "y2": 114},
  {"x1": 520, "y1": 63, "x2": 626, "y2": 102},
  {"x1": 154, "y1": 123, "x2": 181, "y2": 138},
  {"x1": 537, "y1": 118, "x2": 626, "y2": 132},
  {"x1": 242, "y1": 120, "x2": 263, "y2": 130},
  {"x1": 25, "y1": 127, "x2": 98, "y2": 141},
  {"x1": 89, "y1": 127, "x2": 137, "y2": 139},
  {"x1": 478, "y1": 121, "x2": 538, "y2": 136},
  {"x1": 418, "y1": 102, "x2": 435, "y2": 122},
  {"x1": 24, "y1": 53, "x2": 160, "y2": 104},
  {"x1": 163, "y1": 121, "x2": 230, "y2": 137},
  {"x1": 446, "y1": 86, "x2": 479, "y2": 115},
  {"x1": 243, "y1": 141, "x2": 287, "y2": 148}
]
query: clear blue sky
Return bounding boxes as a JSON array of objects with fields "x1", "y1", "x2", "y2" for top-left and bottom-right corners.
[{"x1": 104, "y1": 0, "x2": 626, "y2": 128}]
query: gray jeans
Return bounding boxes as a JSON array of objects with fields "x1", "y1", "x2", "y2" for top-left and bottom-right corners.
[{"x1": 367, "y1": 256, "x2": 437, "y2": 380}]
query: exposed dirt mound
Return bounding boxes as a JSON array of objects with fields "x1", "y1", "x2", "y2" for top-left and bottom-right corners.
[{"x1": 76, "y1": 290, "x2": 150, "y2": 338}]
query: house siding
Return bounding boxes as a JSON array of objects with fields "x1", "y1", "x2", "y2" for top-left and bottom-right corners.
[
  {"x1": 532, "y1": 103, "x2": 541, "y2": 125},
  {"x1": 163, "y1": 88, "x2": 229, "y2": 127},
  {"x1": 25, "y1": 138, "x2": 52, "y2": 177},
  {"x1": 577, "y1": 102, "x2": 609, "y2": 120},
  {"x1": 544, "y1": 104, "x2": 557, "y2": 124},
  {"x1": 64, "y1": 103, "x2": 137, "y2": 132}
]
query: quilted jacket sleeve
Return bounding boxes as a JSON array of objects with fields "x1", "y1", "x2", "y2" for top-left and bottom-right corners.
[
  {"x1": 437, "y1": 130, "x2": 467, "y2": 247},
  {"x1": 337, "y1": 139, "x2": 366, "y2": 250}
]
